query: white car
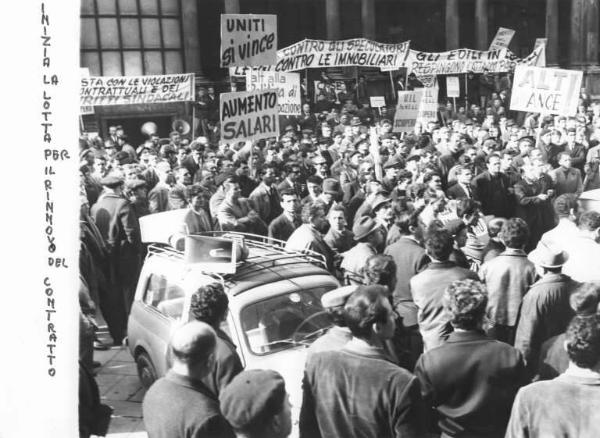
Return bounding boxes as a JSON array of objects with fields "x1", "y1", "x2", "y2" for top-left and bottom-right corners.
[{"x1": 127, "y1": 231, "x2": 340, "y2": 427}]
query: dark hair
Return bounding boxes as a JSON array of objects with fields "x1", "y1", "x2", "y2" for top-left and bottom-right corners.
[
  {"x1": 499, "y1": 218, "x2": 530, "y2": 249},
  {"x1": 327, "y1": 306, "x2": 347, "y2": 327},
  {"x1": 344, "y1": 285, "x2": 391, "y2": 340},
  {"x1": 553, "y1": 193, "x2": 579, "y2": 218},
  {"x1": 425, "y1": 229, "x2": 454, "y2": 261},
  {"x1": 362, "y1": 255, "x2": 397, "y2": 292},
  {"x1": 396, "y1": 205, "x2": 423, "y2": 235},
  {"x1": 423, "y1": 172, "x2": 442, "y2": 184},
  {"x1": 279, "y1": 189, "x2": 296, "y2": 199},
  {"x1": 306, "y1": 175, "x2": 323, "y2": 186},
  {"x1": 456, "y1": 198, "x2": 480, "y2": 218},
  {"x1": 486, "y1": 152, "x2": 501, "y2": 163},
  {"x1": 301, "y1": 201, "x2": 325, "y2": 224},
  {"x1": 578, "y1": 211, "x2": 600, "y2": 231},
  {"x1": 443, "y1": 279, "x2": 488, "y2": 330},
  {"x1": 566, "y1": 315, "x2": 600, "y2": 368},
  {"x1": 189, "y1": 283, "x2": 229, "y2": 328}
]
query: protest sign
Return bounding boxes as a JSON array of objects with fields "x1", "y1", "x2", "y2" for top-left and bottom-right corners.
[
  {"x1": 489, "y1": 27, "x2": 515, "y2": 51},
  {"x1": 416, "y1": 86, "x2": 439, "y2": 125},
  {"x1": 246, "y1": 70, "x2": 301, "y2": 115},
  {"x1": 446, "y1": 76, "x2": 460, "y2": 98},
  {"x1": 80, "y1": 73, "x2": 195, "y2": 106},
  {"x1": 510, "y1": 65, "x2": 582, "y2": 116},
  {"x1": 393, "y1": 90, "x2": 423, "y2": 133},
  {"x1": 406, "y1": 48, "x2": 512, "y2": 76},
  {"x1": 275, "y1": 38, "x2": 410, "y2": 72},
  {"x1": 370, "y1": 96, "x2": 386, "y2": 107},
  {"x1": 220, "y1": 89, "x2": 279, "y2": 143},
  {"x1": 230, "y1": 65, "x2": 274, "y2": 78},
  {"x1": 220, "y1": 14, "x2": 277, "y2": 68}
]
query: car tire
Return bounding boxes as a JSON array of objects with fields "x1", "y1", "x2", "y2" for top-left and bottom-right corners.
[{"x1": 136, "y1": 352, "x2": 158, "y2": 389}]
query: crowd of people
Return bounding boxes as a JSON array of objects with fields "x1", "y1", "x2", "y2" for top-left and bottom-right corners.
[{"x1": 76, "y1": 71, "x2": 600, "y2": 437}]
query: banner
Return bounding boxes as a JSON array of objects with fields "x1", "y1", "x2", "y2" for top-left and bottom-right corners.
[
  {"x1": 220, "y1": 89, "x2": 279, "y2": 143},
  {"x1": 489, "y1": 27, "x2": 515, "y2": 51},
  {"x1": 406, "y1": 48, "x2": 513, "y2": 76},
  {"x1": 246, "y1": 71, "x2": 301, "y2": 115},
  {"x1": 446, "y1": 76, "x2": 460, "y2": 98},
  {"x1": 416, "y1": 86, "x2": 439, "y2": 125},
  {"x1": 80, "y1": 73, "x2": 195, "y2": 106},
  {"x1": 275, "y1": 38, "x2": 410, "y2": 72},
  {"x1": 220, "y1": 14, "x2": 277, "y2": 68},
  {"x1": 510, "y1": 66, "x2": 582, "y2": 116},
  {"x1": 393, "y1": 90, "x2": 423, "y2": 133}
]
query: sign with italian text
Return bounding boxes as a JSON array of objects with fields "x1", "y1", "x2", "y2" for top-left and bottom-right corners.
[
  {"x1": 221, "y1": 14, "x2": 277, "y2": 68},
  {"x1": 369, "y1": 96, "x2": 386, "y2": 108},
  {"x1": 275, "y1": 38, "x2": 410, "y2": 72},
  {"x1": 80, "y1": 73, "x2": 195, "y2": 106},
  {"x1": 510, "y1": 65, "x2": 582, "y2": 116},
  {"x1": 246, "y1": 70, "x2": 301, "y2": 115},
  {"x1": 416, "y1": 86, "x2": 439, "y2": 125},
  {"x1": 220, "y1": 89, "x2": 279, "y2": 143},
  {"x1": 393, "y1": 90, "x2": 423, "y2": 133},
  {"x1": 489, "y1": 27, "x2": 515, "y2": 51}
]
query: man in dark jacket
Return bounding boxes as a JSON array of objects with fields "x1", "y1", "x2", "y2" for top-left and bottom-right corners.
[
  {"x1": 415, "y1": 280, "x2": 528, "y2": 438},
  {"x1": 470, "y1": 153, "x2": 514, "y2": 218},
  {"x1": 189, "y1": 283, "x2": 243, "y2": 396},
  {"x1": 268, "y1": 191, "x2": 301, "y2": 242},
  {"x1": 143, "y1": 321, "x2": 235, "y2": 438},
  {"x1": 90, "y1": 174, "x2": 141, "y2": 345},
  {"x1": 300, "y1": 285, "x2": 425, "y2": 438},
  {"x1": 514, "y1": 242, "x2": 580, "y2": 374}
]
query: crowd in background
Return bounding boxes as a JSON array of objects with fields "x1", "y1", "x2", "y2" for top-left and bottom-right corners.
[{"x1": 77, "y1": 70, "x2": 600, "y2": 438}]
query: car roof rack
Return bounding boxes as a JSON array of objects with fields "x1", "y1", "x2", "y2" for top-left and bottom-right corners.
[{"x1": 146, "y1": 243, "x2": 226, "y2": 283}]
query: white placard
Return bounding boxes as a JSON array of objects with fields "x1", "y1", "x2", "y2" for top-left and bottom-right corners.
[
  {"x1": 220, "y1": 14, "x2": 278, "y2": 68},
  {"x1": 489, "y1": 27, "x2": 516, "y2": 51},
  {"x1": 246, "y1": 71, "x2": 301, "y2": 115},
  {"x1": 220, "y1": 89, "x2": 279, "y2": 143},
  {"x1": 393, "y1": 90, "x2": 423, "y2": 133},
  {"x1": 510, "y1": 65, "x2": 582, "y2": 116},
  {"x1": 446, "y1": 76, "x2": 460, "y2": 98},
  {"x1": 369, "y1": 96, "x2": 386, "y2": 107}
]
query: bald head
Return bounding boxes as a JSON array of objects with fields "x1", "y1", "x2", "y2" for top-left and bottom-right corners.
[{"x1": 170, "y1": 321, "x2": 216, "y2": 368}]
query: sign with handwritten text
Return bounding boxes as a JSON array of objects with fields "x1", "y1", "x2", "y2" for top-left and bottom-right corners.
[{"x1": 221, "y1": 14, "x2": 277, "y2": 67}]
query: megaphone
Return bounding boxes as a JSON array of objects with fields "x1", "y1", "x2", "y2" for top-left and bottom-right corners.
[
  {"x1": 141, "y1": 121, "x2": 158, "y2": 136},
  {"x1": 172, "y1": 119, "x2": 191, "y2": 135}
]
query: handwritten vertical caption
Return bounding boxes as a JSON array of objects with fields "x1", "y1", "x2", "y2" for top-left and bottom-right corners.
[{"x1": 41, "y1": 2, "x2": 69, "y2": 377}]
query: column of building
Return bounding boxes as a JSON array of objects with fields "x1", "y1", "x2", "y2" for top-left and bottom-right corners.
[
  {"x1": 182, "y1": 0, "x2": 202, "y2": 75},
  {"x1": 570, "y1": 0, "x2": 600, "y2": 93}
]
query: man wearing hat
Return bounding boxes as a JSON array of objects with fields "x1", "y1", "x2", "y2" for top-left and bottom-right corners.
[
  {"x1": 306, "y1": 285, "x2": 356, "y2": 362},
  {"x1": 381, "y1": 155, "x2": 404, "y2": 193},
  {"x1": 90, "y1": 173, "x2": 141, "y2": 345},
  {"x1": 315, "y1": 178, "x2": 340, "y2": 214},
  {"x1": 514, "y1": 241, "x2": 580, "y2": 374},
  {"x1": 536, "y1": 128, "x2": 562, "y2": 168},
  {"x1": 126, "y1": 178, "x2": 149, "y2": 219},
  {"x1": 340, "y1": 216, "x2": 385, "y2": 284},
  {"x1": 220, "y1": 369, "x2": 292, "y2": 438},
  {"x1": 143, "y1": 321, "x2": 235, "y2": 438}
]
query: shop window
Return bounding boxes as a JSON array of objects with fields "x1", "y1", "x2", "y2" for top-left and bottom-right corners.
[{"x1": 80, "y1": 0, "x2": 184, "y2": 76}]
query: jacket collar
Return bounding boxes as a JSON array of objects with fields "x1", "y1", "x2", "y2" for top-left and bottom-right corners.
[
  {"x1": 343, "y1": 338, "x2": 393, "y2": 362},
  {"x1": 534, "y1": 272, "x2": 571, "y2": 286},
  {"x1": 165, "y1": 370, "x2": 218, "y2": 400},
  {"x1": 445, "y1": 329, "x2": 489, "y2": 343},
  {"x1": 499, "y1": 248, "x2": 527, "y2": 257},
  {"x1": 426, "y1": 260, "x2": 456, "y2": 270}
]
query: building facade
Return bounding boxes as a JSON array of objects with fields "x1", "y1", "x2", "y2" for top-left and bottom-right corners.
[{"x1": 80, "y1": 0, "x2": 600, "y2": 140}]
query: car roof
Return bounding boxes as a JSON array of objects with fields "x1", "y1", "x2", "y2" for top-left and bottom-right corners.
[{"x1": 145, "y1": 234, "x2": 333, "y2": 297}]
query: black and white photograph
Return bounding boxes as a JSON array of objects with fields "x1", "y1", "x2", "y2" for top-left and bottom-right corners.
[{"x1": 4, "y1": 1, "x2": 600, "y2": 437}]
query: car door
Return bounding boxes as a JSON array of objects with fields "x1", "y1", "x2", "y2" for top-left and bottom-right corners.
[{"x1": 129, "y1": 271, "x2": 186, "y2": 378}]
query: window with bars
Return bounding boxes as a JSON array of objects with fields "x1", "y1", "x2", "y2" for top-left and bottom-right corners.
[{"x1": 80, "y1": 0, "x2": 185, "y2": 76}]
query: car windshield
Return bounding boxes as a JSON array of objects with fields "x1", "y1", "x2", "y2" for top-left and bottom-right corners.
[{"x1": 240, "y1": 286, "x2": 335, "y2": 355}]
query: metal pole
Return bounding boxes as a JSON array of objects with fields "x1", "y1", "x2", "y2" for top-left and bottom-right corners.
[{"x1": 389, "y1": 71, "x2": 396, "y2": 103}]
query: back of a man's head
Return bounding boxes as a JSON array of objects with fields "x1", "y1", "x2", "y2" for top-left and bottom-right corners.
[
  {"x1": 570, "y1": 283, "x2": 600, "y2": 316},
  {"x1": 500, "y1": 218, "x2": 530, "y2": 249},
  {"x1": 578, "y1": 211, "x2": 600, "y2": 232},
  {"x1": 443, "y1": 279, "x2": 488, "y2": 330},
  {"x1": 425, "y1": 229, "x2": 454, "y2": 261},
  {"x1": 189, "y1": 283, "x2": 229, "y2": 329},
  {"x1": 553, "y1": 193, "x2": 579, "y2": 219},
  {"x1": 170, "y1": 321, "x2": 216, "y2": 372},
  {"x1": 565, "y1": 315, "x2": 600, "y2": 369},
  {"x1": 343, "y1": 285, "x2": 391, "y2": 340}
]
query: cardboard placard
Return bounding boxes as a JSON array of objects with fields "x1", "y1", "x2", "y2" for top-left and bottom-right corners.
[
  {"x1": 369, "y1": 96, "x2": 386, "y2": 107},
  {"x1": 446, "y1": 76, "x2": 460, "y2": 98},
  {"x1": 393, "y1": 90, "x2": 423, "y2": 133},
  {"x1": 80, "y1": 73, "x2": 195, "y2": 106},
  {"x1": 246, "y1": 71, "x2": 301, "y2": 115},
  {"x1": 220, "y1": 89, "x2": 279, "y2": 143},
  {"x1": 416, "y1": 86, "x2": 439, "y2": 124},
  {"x1": 510, "y1": 65, "x2": 582, "y2": 116},
  {"x1": 489, "y1": 27, "x2": 516, "y2": 51},
  {"x1": 220, "y1": 14, "x2": 278, "y2": 68}
]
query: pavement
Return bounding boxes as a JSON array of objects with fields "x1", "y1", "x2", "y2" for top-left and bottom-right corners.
[{"x1": 94, "y1": 326, "x2": 147, "y2": 438}]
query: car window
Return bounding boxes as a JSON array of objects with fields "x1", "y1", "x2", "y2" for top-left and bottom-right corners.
[
  {"x1": 240, "y1": 286, "x2": 335, "y2": 355},
  {"x1": 143, "y1": 273, "x2": 186, "y2": 319}
]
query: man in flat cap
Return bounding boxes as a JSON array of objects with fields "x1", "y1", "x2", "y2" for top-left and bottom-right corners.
[
  {"x1": 90, "y1": 173, "x2": 141, "y2": 345},
  {"x1": 143, "y1": 321, "x2": 235, "y2": 438},
  {"x1": 220, "y1": 369, "x2": 292, "y2": 438}
]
